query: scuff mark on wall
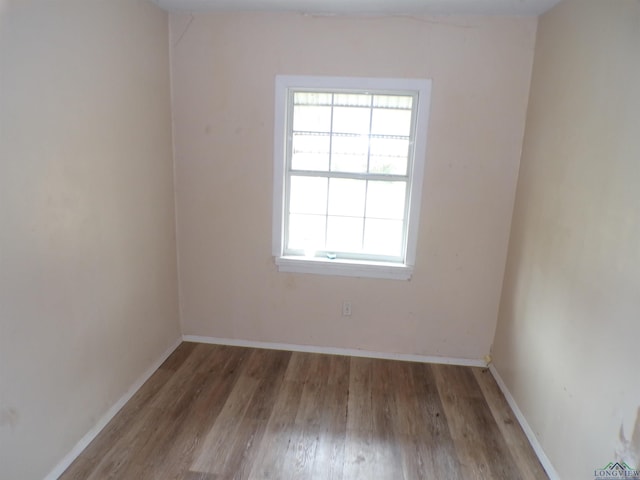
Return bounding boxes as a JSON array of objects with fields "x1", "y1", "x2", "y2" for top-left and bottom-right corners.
[
  {"x1": 0, "y1": 407, "x2": 19, "y2": 430},
  {"x1": 616, "y1": 408, "x2": 640, "y2": 467}
]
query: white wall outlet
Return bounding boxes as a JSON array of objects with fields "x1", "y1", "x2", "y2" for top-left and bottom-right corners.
[{"x1": 342, "y1": 301, "x2": 352, "y2": 317}]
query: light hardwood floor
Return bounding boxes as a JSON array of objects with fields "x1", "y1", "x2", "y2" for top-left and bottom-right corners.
[{"x1": 60, "y1": 342, "x2": 548, "y2": 479}]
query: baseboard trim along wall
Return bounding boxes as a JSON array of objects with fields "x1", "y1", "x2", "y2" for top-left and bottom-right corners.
[
  {"x1": 182, "y1": 334, "x2": 487, "y2": 367},
  {"x1": 43, "y1": 336, "x2": 183, "y2": 480},
  {"x1": 489, "y1": 365, "x2": 561, "y2": 480},
  {"x1": 46, "y1": 335, "x2": 560, "y2": 480}
]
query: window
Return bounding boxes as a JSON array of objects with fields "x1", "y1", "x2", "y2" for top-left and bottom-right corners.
[{"x1": 272, "y1": 76, "x2": 432, "y2": 280}]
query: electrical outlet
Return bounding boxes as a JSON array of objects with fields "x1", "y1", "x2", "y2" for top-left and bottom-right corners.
[{"x1": 342, "y1": 301, "x2": 352, "y2": 317}]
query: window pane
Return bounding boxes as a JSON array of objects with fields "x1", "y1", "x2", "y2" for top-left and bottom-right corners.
[
  {"x1": 293, "y1": 105, "x2": 331, "y2": 132},
  {"x1": 288, "y1": 214, "x2": 326, "y2": 251},
  {"x1": 363, "y1": 219, "x2": 403, "y2": 256},
  {"x1": 290, "y1": 176, "x2": 327, "y2": 215},
  {"x1": 332, "y1": 106, "x2": 370, "y2": 134},
  {"x1": 373, "y1": 95, "x2": 413, "y2": 109},
  {"x1": 294, "y1": 92, "x2": 332, "y2": 105},
  {"x1": 328, "y1": 178, "x2": 366, "y2": 217},
  {"x1": 369, "y1": 137, "x2": 409, "y2": 175},
  {"x1": 366, "y1": 181, "x2": 406, "y2": 220},
  {"x1": 291, "y1": 133, "x2": 330, "y2": 171},
  {"x1": 327, "y1": 216, "x2": 363, "y2": 252},
  {"x1": 330, "y1": 135, "x2": 368, "y2": 173},
  {"x1": 371, "y1": 108, "x2": 412, "y2": 136},
  {"x1": 334, "y1": 93, "x2": 371, "y2": 107}
]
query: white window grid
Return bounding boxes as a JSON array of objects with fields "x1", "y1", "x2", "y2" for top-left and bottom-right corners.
[
  {"x1": 282, "y1": 88, "x2": 419, "y2": 263},
  {"x1": 272, "y1": 76, "x2": 432, "y2": 279}
]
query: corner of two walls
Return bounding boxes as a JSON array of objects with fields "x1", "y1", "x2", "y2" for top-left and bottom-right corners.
[{"x1": 0, "y1": 4, "x2": 545, "y2": 478}]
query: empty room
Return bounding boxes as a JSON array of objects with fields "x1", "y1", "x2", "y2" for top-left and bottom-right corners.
[{"x1": 1, "y1": 0, "x2": 638, "y2": 479}]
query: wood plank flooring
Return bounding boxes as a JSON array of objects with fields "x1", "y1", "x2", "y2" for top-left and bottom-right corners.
[{"x1": 60, "y1": 342, "x2": 548, "y2": 480}]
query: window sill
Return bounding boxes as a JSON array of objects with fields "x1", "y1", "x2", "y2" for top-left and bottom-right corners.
[{"x1": 275, "y1": 256, "x2": 413, "y2": 280}]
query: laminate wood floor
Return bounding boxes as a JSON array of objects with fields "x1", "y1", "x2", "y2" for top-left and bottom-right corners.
[{"x1": 60, "y1": 342, "x2": 548, "y2": 480}]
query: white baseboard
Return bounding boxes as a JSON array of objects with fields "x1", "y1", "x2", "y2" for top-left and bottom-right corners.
[
  {"x1": 40, "y1": 334, "x2": 493, "y2": 480},
  {"x1": 43, "y1": 336, "x2": 183, "y2": 480},
  {"x1": 489, "y1": 365, "x2": 561, "y2": 480},
  {"x1": 182, "y1": 334, "x2": 487, "y2": 367}
]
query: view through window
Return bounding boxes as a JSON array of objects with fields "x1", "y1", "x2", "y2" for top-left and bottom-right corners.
[
  {"x1": 273, "y1": 76, "x2": 431, "y2": 279},
  {"x1": 287, "y1": 91, "x2": 414, "y2": 261}
]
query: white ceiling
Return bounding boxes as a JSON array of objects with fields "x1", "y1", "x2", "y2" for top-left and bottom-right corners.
[{"x1": 152, "y1": 0, "x2": 561, "y2": 16}]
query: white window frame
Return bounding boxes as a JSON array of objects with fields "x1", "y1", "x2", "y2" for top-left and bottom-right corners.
[{"x1": 272, "y1": 75, "x2": 432, "y2": 280}]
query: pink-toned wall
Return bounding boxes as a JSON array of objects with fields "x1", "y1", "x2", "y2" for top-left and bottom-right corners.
[
  {"x1": 0, "y1": 2, "x2": 180, "y2": 478},
  {"x1": 170, "y1": 12, "x2": 536, "y2": 360},
  {"x1": 492, "y1": 1, "x2": 640, "y2": 478}
]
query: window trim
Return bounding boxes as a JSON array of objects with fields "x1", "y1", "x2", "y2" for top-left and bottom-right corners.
[{"x1": 272, "y1": 75, "x2": 432, "y2": 280}]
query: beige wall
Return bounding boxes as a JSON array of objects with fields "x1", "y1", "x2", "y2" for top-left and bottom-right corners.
[
  {"x1": 170, "y1": 13, "x2": 536, "y2": 360},
  {"x1": 0, "y1": 2, "x2": 181, "y2": 479},
  {"x1": 492, "y1": 1, "x2": 640, "y2": 478}
]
